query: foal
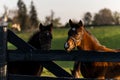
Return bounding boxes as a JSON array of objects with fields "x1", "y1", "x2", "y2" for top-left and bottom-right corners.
[
  {"x1": 64, "y1": 19, "x2": 120, "y2": 79},
  {"x1": 8, "y1": 23, "x2": 53, "y2": 76}
]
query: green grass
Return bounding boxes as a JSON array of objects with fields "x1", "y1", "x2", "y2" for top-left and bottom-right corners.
[
  {"x1": 8, "y1": 26, "x2": 120, "y2": 76},
  {"x1": 51, "y1": 28, "x2": 69, "y2": 50}
]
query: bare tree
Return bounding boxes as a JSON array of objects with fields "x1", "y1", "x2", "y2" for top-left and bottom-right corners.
[
  {"x1": 83, "y1": 12, "x2": 92, "y2": 26},
  {"x1": 17, "y1": 0, "x2": 28, "y2": 30},
  {"x1": 44, "y1": 10, "x2": 62, "y2": 27},
  {"x1": 29, "y1": 1, "x2": 39, "y2": 29}
]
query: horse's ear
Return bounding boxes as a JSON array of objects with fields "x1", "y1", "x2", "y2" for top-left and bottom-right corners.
[
  {"x1": 48, "y1": 23, "x2": 53, "y2": 32},
  {"x1": 39, "y1": 23, "x2": 43, "y2": 30},
  {"x1": 79, "y1": 20, "x2": 83, "y2": 26},
  {"x1": 69, "y1": 19, "x2": 73, "y2": 26},
  {"x1": 49, "y1": 23, "x2": 53, "y2": 27},
  {"x1": 40, "y1": 23, "x2": 43, "y2": 27}
]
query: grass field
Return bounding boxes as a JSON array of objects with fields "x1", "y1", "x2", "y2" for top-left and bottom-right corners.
[{"x1": 8, "y1": 26, "x2": 120, "y2": 76}]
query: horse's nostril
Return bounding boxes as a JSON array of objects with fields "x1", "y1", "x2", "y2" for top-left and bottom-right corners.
[{"x1": 64, "y1": 43, "x2": 69, "y2": 49}]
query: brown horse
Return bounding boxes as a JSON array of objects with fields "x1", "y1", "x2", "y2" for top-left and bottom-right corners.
[
  {"x1": 64, "y1": 19, "x2": 120, "y2": 79},
  {"x1": 8, "y1": 23, "x2": 53, "y2": 76}
]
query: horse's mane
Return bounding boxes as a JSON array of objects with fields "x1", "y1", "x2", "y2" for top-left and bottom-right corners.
[{"x1": 84, "y1": 28, "x2": 101, "y2": 45}]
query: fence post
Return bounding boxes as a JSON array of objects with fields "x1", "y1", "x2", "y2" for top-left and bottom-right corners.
[{"x1": 0, "y1": 22, "x2": 8, "y2": 80}]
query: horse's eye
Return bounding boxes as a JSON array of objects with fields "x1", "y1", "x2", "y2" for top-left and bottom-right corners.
[{"x1": 46, "y1": 32, "x2": 49, "y2": 36}]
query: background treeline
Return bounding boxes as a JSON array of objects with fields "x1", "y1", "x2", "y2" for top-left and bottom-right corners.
[
  {"x1": 2, "y1": 0, "x2": 120, "y2": 32},
  {"x1": 82, "y1": 8, "x2": 120, "y2": 26},
  {"x1": 65, "y1": 8, "x2": 120, "y2": 28}
]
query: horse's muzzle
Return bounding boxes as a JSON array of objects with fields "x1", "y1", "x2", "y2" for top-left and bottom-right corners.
[
  {"x1": 64, "y1": 42, "x2": 69, "y2": 49},
  {"x1": 64, "y1": 42, "x2": 71, "y2": 52}
]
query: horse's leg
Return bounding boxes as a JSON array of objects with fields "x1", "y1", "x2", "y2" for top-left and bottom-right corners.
[{"x1": 71, "y1": 61, "x2": 81, "y2": 78}]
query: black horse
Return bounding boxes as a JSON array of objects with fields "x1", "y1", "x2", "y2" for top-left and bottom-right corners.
[{"x1": 8, "y1": 23, "x2": 53, "y2": 76}]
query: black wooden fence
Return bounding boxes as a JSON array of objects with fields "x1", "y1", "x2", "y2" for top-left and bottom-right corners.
[{"x1": 0, "y1": 22, "x2": 120, "y2": 80}]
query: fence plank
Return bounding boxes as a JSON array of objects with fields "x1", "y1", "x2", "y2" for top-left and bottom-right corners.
[
  {"x1": 8, "y1": 74, "x2": 87, "y2": 80},
  {"x1": 7, "y1": 30, "x2": 36, "y2": 52},
  {"x1": 8, "y1": 50, "x2": 120, "y2": 62},
  {"x1": 0, "y1": 23, "x2": 7, "y2": 80}
]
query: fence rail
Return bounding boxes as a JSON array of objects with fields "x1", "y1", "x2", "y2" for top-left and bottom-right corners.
[
  {"x1": 8, "y1": 50, "x2": 120, "y2": 62},
  {"x1": 8, "y1": 74, "x2": 87, "y2": 80}
]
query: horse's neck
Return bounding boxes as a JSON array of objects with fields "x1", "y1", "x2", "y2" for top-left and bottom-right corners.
[
  {"x1": 78, "y1": 30, "x2": 115, "y2": 52},
  {"x1": 80, "y1": 31, "x2": 99, "y2": 50}
]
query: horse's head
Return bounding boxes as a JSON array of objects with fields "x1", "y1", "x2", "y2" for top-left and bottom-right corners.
[
  {"x1": 38, "y1": 23, "x2": 53, "y2": 49},
  {"x1": 64, "y1": 19, "x2": 84, "y2": 52}
]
